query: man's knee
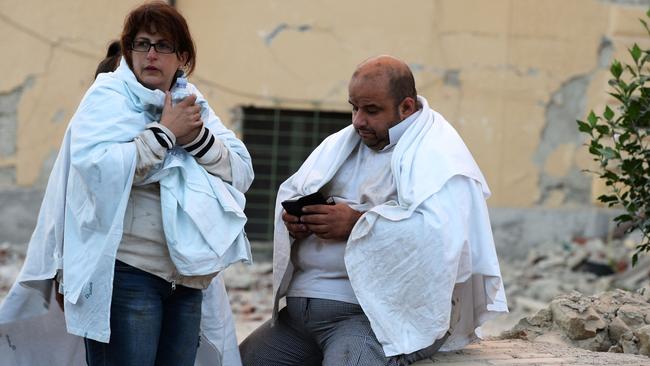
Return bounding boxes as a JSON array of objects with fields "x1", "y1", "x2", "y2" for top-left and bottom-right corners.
[{"x1": 322, "y1": 333, "x2": 388, "y2": 366}]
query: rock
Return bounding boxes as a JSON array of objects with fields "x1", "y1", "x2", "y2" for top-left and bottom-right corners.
[
  {"x1": 617, "y1": 304, "x2": 647, "y2": 328},
  {"x1": 620, "y1": 331, "x2": 639, "y2": 354},
  {"x1": 608, "y1": 315, "x2": 632, "y2": 343},
  {"x1": 527, "y1": 308, "x2": 553, "y2": 328},
  {"x1": 608, "y1": 344, "x2": 623, "y2": 353},
  {"x1": 635, "y1": 325, "x2": 650, "y2": 356},
  {"x1": 550, "y1": 296, "x2": 607, "y2": 340},
  {"x1": 503, "y1": 289, "x2": 650, "y2": 356},
  {"x1": 574, "y1": 330, "x2": 612, "y2": 352}
]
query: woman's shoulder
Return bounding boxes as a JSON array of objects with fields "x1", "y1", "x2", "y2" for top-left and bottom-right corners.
[
  {"x1": 88, "y1": 73, "x2": 129, "y2": 97},
  {"x1": 76, "y1": 75, "x2": 131, "y2": 114}
]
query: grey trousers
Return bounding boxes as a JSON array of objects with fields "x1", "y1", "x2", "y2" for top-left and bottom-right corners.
[{"x1": 239, "y1": 297, "x2": 448, "y2": 366}]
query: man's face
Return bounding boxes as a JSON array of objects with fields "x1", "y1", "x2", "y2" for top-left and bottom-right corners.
[{"x1": 348, "y1": 74, "x2": 400, "y2": 150}]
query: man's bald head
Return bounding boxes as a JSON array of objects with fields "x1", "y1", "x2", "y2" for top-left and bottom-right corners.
[
  {"x1": 348, "y1": 55, "x2": 420, "y2": 150},
  {"x1": 351, "y1": 55, "x2": 418, "y2": 108}
]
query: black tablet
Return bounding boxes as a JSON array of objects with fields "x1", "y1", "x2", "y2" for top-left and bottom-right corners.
[{"x1": 281, "y1": 192, "x2": 333, "y2": 216}]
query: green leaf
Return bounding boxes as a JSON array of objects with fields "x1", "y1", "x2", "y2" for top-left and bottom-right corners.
[
  {"x1": 595, "y1": 125, "x2": 610, "y2": 134},
  {"x1": 622, "y1": 159, "x2": 640, "y2": 173},
  {"x1": 610, "y1": 60, "x2": 623, "y2": 79},
  {"x1": 597, "y1": 194, "x2": 618, "y2": 203},
  {"x1": 604, "y1": 106, "x2": 615, "y2": 121},
  {"x1": 590, "y1": 140, "x2": 603, "y2": 150},
  {"x1": 599, "y1": 147, "x2": 619, "y2": 159},
  {"x1": 608, "y1": 92, "x2": 626, "y2": 104},
  {"x1": 587, "y1": 111, "x2": 598, "y2": 127},
  {"x1": 614, "y1": 213, "x2": 633, "y2": 223},
  {"x1": 632, "y1": 253, "x2": 638, "y2": 267},
  {"x1": 603, "y1": 171, "x2": 619, "y2": 181},
  {"x1": 642, "y1": 19, "x2": 650, "y2": 34},
  {"x1": 577, "y1": 120, "x2": 592, "y2": 133},
  {"x1": 630, "y1": 44, "x2": 642, "y2": 64}
]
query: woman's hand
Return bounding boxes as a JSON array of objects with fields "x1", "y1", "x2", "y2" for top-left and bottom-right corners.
[{"x1": 160, "y1": 92, "x2": 203, "y2": 145}]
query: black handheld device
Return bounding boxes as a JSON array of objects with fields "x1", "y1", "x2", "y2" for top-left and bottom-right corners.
[{"x1": 281, "y1": 192, "x2": 334, "y2": 216}]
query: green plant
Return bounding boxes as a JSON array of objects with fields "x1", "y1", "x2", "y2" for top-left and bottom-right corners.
[{"x1": 577, "y1": 9, "x2": 650, "y2": 266}]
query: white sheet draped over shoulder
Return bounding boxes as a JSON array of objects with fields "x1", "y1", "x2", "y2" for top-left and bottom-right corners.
[
  {"x1": 0, "y1": 58, "x2": 250, "y2": 365},
  {"x1": 272, "y1": 96, "x2": 507, "y2": 356}
]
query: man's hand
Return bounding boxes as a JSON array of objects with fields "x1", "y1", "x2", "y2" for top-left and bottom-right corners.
[
  {"x1": 53, "y1": 279, "x2": 64, "y2": 312},
  {"x1": 300, "y1": 203, "x2": 363, "y2": 241},
  {"x1": 282, "y1": 210, "x2": 313, "y2": 240},
  {"x1": 160, "y1": 92, "x2": 203, "y2": 145}
]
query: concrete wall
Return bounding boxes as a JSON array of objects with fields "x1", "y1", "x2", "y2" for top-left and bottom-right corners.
[{"x1": 1, "y1": 0, "x2": 649, "y2": 255}]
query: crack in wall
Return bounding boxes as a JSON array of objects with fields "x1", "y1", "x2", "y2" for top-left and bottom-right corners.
[
  {"x1": 443, "y1": 69, "x2": 461, "y2": 87},
  {"x1": 599, "y1": 0, "x2": 650, "y2": 5},
  {"x1": 598, "y1": 37, "x2": 615, "y2": 69},
  {"x1": 534, "y1": 36, "x2": 617, "y2": 205},
  {"x1": 0, "y1": 77, "x2": 33, "y2": 159},
  {"x1": 534, "y1": 74, "x2": 593, "y2": 205},
  {"x1": 262, "y1": 23, "x2": 313, "y2": 45}
]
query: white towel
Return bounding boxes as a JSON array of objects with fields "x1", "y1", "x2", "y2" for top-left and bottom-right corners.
[
  {"x1": 0, "y1": 58, "x2": 249, "y2": 364},
  {"x1": 272, "y1": 96, "x2": 508, "y2": 356}
]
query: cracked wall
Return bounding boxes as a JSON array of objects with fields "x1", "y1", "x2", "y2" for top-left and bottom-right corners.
[
  {"x1": 183, "y1": 0, "x2": 649, "y2": 210},
  {"x1": 0, "y1": 1, "x2": 143, "y2": 243},
  {"x1": 1, "y1": 0, "x2": 649, "y2": 247}
]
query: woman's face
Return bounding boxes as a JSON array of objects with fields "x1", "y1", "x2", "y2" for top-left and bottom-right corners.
[{"x1": 130, "y1": 30, "x2": 187, "y2": 91}]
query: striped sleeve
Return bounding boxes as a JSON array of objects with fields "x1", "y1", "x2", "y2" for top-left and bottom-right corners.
[
  {"x1": 182, "y1": 126, "x2": 233, "y2": 182},
  {"x1": 146, "y1": 122, "x2": 176, "y2": 149},
  {"x1": 132, "y1": 122, "x2": 176, "y2": 183}
]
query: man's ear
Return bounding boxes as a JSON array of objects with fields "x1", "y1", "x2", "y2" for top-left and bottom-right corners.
[{"x1": 399, "y1": 97, "x2": 417, "y2": 120}]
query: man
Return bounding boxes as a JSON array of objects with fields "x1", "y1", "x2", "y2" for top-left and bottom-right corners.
[{"x1": 240, "y1": 55, "x2": 508, "y2": 365}]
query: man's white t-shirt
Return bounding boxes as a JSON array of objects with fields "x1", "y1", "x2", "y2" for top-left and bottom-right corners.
[{"x1": 287, "y1": 110, "x2": 420, "y2": 304}]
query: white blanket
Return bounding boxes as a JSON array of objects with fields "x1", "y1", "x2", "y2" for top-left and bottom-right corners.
[
  {"x1": 0, "y1": 58, "x2": 250, "y2": 365},
  {"x1": 272, "y1": 96, "x2": 508, "y2": 356}
]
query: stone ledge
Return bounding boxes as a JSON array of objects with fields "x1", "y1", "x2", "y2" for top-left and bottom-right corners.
[{"x1": 412, "y1": 339, "x2": 649, "y2": 365}]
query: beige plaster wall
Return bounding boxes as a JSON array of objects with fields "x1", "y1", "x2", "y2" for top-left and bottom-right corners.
[
  {"x1": 0, "y1": 0, "x2": 143, "y2": 187},
  {"x1": 179, "y1": 0, "x2": 649, "y2": 208},
  {"x1": 1, "y1": 0, "x2": 648, "y2": 209}
]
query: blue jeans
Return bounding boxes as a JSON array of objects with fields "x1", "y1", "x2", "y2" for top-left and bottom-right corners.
[{"x1": 85, "y1": 260, "x2": 203, "y2": 366}]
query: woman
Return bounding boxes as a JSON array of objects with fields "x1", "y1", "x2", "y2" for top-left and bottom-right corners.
[{"x1": 0, "y1": 2, "x2": 252, "y2": 366}]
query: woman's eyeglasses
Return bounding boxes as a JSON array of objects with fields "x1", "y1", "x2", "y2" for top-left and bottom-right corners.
[{"x1": 131, "y1": 39, "x2": 175, "y2": 54}]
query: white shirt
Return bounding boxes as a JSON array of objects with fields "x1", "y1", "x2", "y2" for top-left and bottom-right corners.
[{"x1": 287, "y1": 111, "x2": 420, "y2": 303}]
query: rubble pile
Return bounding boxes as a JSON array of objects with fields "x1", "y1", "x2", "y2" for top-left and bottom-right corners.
[
  {"x1": 1, "y1": 235, "x2": 648, "y2": 350},
  {"x1": 222, "y1": 262, "x2": 274, "y2": 328},
  {"x1": 500, "y1": 236, "x2": 650, "y2": 317},
  {"x1": 0, "y1": 242, "x2": 25, "y2": 298},
  {"x1": 503, "y1": 289, "x2": 650, "y2": 356}
]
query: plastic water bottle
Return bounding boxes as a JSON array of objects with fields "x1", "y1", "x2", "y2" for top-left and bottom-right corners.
[{"x1": 171, "y1": 75, "x2": 191, "y2": 105}]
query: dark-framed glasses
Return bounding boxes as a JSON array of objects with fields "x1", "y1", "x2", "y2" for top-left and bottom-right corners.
[{"x1": 131, "y1": 39, "x2": 175, "y2": 54}]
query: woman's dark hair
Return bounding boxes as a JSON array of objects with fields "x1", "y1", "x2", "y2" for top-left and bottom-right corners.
[
  {"x1": 94, "y1": 40, "x2": 121, "y2": 78},
  {"x1": 120, "y1": 1, "x2": 196, "y2": 76}
]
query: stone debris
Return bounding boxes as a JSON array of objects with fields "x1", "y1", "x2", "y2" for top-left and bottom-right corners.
[
  {"x1": 0, "y1": 242, "x2": 25, "y2": 298},
  {"x1": 1, "y1": 234, "x2": 649, "y2": 355},
  {"x1": 500, "y1": 235, "x2": 650, "y2": 319},
  {"x1": 503, "y1": 289, "x2": 650, "y2": 356},
  {"x1": 221, "y1": 261, "x2": 274, "y2": 330}
]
